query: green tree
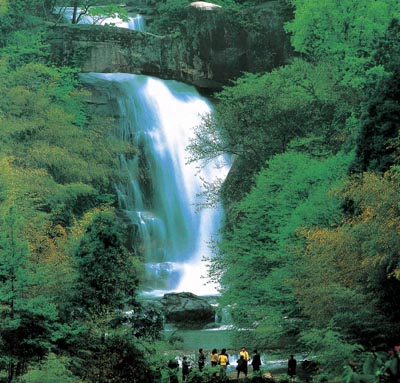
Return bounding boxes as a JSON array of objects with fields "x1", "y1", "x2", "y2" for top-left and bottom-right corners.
[
  {"x1": 20, "y1": 353, "x2": 82, "y2": 383},
  {"x1": 53, "y1": 1, "x2": 128, "y2": 25},
  {"x1": 295, "y1": 168, "x2": 400, "y2": 373},
  {"x1": 285, "y1": 0, "x2": 400, "y2": 88},
  {"x1": 0, "y1": 0, "x2": 47, "y2": 45},
  {"x1": 210, "y1": 151, "x2": 352, "y2": 345},
  {"x1": 189, "y1": 59, "x2": 353, "y2": 204},
  {"x1": 352, "y1": 19, "x2": 400, "y2": 173},
  {"x1": 65, "y1": 317, "x2": 161, "y2": 383},
  {"x1": 0, "y1": 208, "x2": 59, "y2": 382},
  {"x1": 72, "y1": 210, "x2": 141, "y2": 314}
]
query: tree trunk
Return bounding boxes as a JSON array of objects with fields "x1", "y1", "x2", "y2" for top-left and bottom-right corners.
[{"x1": 72, "y1": 1, "x2": 79, "y2": 24}]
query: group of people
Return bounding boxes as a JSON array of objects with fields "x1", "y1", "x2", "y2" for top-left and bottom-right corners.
[
  {"x1": 182, "y1": 347, "x2": 262, "y2": 381},
  {"x1": 171, "y1": 347, "x2": 297, "y2": 382},
  {"x1": 235, "y1": 347, "x2": 262, "y2": 380}
]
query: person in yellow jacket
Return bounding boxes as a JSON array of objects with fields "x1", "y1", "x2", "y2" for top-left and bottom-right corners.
[
  {"x1": 218, "y1": 348, "x2": 230, "y2": 380},
  {"x1": 240, "y1": 347, "x2": 250, "y2": 362},
  {"x1": 210, "y1": 348, "x2": 219, "y2": 367}
]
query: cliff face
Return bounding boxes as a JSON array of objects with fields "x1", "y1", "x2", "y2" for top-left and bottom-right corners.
[{"x1": 47, "y1": 2, "x2": 292, "y2": 89}]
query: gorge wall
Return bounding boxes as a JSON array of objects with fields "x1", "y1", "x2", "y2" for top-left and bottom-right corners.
[{"x1": 47, "y1": 2, "x2": 292, "y2": 89}]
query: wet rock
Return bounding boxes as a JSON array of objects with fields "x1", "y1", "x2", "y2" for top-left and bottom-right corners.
[{"x1": 161, "y1": 292, "x2": 215, "y2": 326}]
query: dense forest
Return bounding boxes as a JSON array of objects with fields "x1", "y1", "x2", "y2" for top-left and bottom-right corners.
[{"x1": 0, "y1": 0, "x2": 400, "y2": 382}]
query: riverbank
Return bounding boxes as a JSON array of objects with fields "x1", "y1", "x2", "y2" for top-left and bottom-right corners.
[{"x1": 166, "y1": 363, "x2": 312, "y2": 383}]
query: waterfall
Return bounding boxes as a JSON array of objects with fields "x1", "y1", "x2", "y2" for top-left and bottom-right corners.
[
  {"x1": 80, "y1": 73, "x2": 230, "y2": 296},
  {"x1": 56, "y1": 7, "x2": 145, "y2": 31}
]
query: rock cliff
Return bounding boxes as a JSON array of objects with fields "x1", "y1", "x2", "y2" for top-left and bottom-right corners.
[{"x1": 47, "y1": 1, "x2": 292, "y2": 90}]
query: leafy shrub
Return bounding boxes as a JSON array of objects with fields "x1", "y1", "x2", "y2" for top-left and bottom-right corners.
[{"x1": 20, "y1": 353, "x2": 82, "y2": 383}]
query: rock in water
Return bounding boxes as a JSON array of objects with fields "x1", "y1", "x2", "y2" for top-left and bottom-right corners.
[{"x1": 161, "y1": 292, "x2": 215, "y2": 326}]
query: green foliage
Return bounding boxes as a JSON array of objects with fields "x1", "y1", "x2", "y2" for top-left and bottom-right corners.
[
  {"x1": 352, "y1": 19, "x2": 400, "y2": 173},
  {"x1": 0, "y1": 208, "x2": 59, "y2": 382},
  {"x1": 123, "y1": 300, "x2": 164, "y2": 340},
  {"x1": 340, "y1": 171, "x2": 400, "y2": 322},
  {"x1": 0, "y1": 22, "x2": 150, "y2": 381},
  {"x1": 20, "y1": 353, "x2": 82, "y2": 383},
  {"x1": 147, "y1": 0, "x2": 256, "y2": 35},
  {"x1": 0, "y1": 62, "x2": 129, "y2": 193},
  {"x1": 189, "y1": 59, "x2": 354, "y2": 203},
  {"x1": 285, "y1": 0, "x2": 400, "y2": 88},
  {"x1": 72, "y1": 210, "x2": 141, "y2": 314},
  {"x1": 185, "y1": 365, "x2": 227, "y2": 383},
  {"x1": 65, "y1": 318, "x2": 161, "y2": 383},
  {"x1": 300, "y1": 329, "x2": 363, "y2": 375},
  {"x1": 1, "y1": 29, "x2": 49, "y2": 69},
  {"x1": 86, "y1": 5, "x2": 129, "y2": 26},
  {"x1": 146, "y1": 0, "x2": 190, "y2": 35},
  {"x1": 342, "y1": 351, "x2": 400, "y2": 383},
  {"x1": 211, "y1": 151, "x2": 352, "y2": 341},
  {"x1": 0, "y1": 0, "x2": 43, "y2": 41},
  {"x1": 292, "y1": 167, "x2": 400, "y2": 380}
]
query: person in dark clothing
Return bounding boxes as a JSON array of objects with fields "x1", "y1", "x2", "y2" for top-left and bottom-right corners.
[
  {"x1": 182, "y1": 356, "x2": 190, "y2": 382},
  {"x1": 251, "y1": 350, "x2": 262, "y2": 372},
  {"x1": 167, "y1": 359, "x2": 179, "y2": 383},
  {"x1": 236, "y1": 355, "x2": 248, "y2": 380},
  {"x1": 198, "y1": 348, "x2": 206, "y2": 371},
  {"x1": 288, "y1": 355, "x2": 297, "y2": 381}
]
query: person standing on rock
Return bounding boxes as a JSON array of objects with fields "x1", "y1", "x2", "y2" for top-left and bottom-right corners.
[
  {"x1": 211, "y1": 348, "x2": 219, "y2": 367},
  {"x1": 198, "y1": 348, "x2": 206, "y2": 371},
  {"x1": 251, "y1": 350, "x2": 262, "y2": 372}
]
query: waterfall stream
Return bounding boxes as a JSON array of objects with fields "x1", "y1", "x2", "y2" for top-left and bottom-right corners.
[
  {"x1": 73, "y1": 5, "x2": 230, "y2": 296},
  {"x1": 56, "y1": 7, "x2": 145, "y2": 30},
  {"x1": 80, "y1": 73, "x2": 230, "y2": 296}
]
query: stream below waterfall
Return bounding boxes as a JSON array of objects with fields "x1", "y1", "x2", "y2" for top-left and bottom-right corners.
[{"x1": 162, "y1": 325, "x2": 304, "y2": 378}]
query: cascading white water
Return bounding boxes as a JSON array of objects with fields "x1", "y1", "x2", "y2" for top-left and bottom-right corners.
[
  {"x1": 80, "y1": 73, "x2": 230, "y2": 296},
  {"x1": 56, "y1": 7, "x2": 145, "y2": 31},
  {"x1": 74, "y1": 7, "x2": 229, "y2": 296}
]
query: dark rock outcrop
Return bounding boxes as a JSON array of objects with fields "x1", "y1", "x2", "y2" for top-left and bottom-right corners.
[
  {"x1": 47, "y1": 1, "x2": 292, "y2": 90},
  {"x1": 161, "y1": 292, "x2": 215, "y2": 326}
]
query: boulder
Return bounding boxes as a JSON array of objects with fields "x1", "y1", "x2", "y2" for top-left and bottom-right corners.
[
  {"x1": 161, "y1": 292, "x2": 215, "y2": 326},
  {"x1": 189, "y1": 2, "x2": 222, "y2": 10}
]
